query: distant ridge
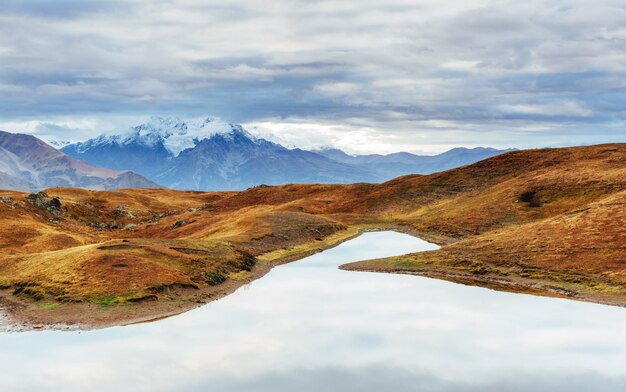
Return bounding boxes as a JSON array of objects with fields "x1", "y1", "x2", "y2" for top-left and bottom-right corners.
[{"x1": 315, "y1": 146, "x2": 516, "y2": 179}]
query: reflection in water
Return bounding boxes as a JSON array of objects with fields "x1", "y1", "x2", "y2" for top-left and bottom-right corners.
[{"x1": 1, "y1": 232, "x2": 626, "y2": 391}]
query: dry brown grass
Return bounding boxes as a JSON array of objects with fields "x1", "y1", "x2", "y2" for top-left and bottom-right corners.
[{"x1": 0, "y1": 143, "x2": 624, "y2": 326}]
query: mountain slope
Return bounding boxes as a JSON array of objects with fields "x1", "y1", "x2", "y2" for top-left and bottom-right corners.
[
  {"x1": 156, "y1": 130, "x2": 381, "y2": 190},
  {"x1": 0, "y1": 143, "x2": 624, "y2": 329},
  {"x1": 0, "y1": 172, "x2": 35, "y2": 192},
  {"x1": 62, "y1": 117, "x2": 510, "y2": 191},
  {"x1": 0, "y1": 131, "x2": 159, "y2": 191}
]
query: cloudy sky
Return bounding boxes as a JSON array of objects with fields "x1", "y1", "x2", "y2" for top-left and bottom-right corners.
[{"x1": 0, "y1": 0, "x2": 625, "y2": 154}]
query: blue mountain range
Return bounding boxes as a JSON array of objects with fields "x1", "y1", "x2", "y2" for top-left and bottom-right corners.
[{"x1": 61, "y1": 117, "x2": 514, "y2": 191}]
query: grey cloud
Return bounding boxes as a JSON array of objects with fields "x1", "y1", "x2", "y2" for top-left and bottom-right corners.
[
  {"x1": 1, "y1": 0, "x2": 127, "y2": 18},
  {"x1": 0, "y1": 0, "x2": 624, "y2": 151}
]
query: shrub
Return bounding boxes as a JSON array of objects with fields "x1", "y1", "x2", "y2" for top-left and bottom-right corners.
[
  {"x1": 519, "y1": 190, "x2": 541, "y2": 207},
  {"x1": 204, "y1": 272, "x2": 226, "y2": 286},
  {"x1": 240, "y1": 253, "x2": 256, "y2": 271}
]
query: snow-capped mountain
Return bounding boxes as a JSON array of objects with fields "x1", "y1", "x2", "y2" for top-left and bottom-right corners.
[
  {"x1": 73, "y1": 117, "x2": 252, "y2": 158},
  {"x1": 0, "y1": 130, "x2": 159, "y2": 192},
  {"x1": 62, "y1": 117, "x2": 381, "y2": 190},
  {"x1": 61, "y1": 116, "x2": 513, "y2": 191},
  {"x1": 46, "y1": 140, "x2": 72, "y2": 148}
]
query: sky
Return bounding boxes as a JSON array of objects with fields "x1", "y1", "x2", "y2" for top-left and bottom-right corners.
[{"x1": 0, "y1": 0, "x2": 625, "y2": 154}]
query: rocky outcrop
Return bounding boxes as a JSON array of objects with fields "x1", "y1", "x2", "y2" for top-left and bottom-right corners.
[{"x1": 26, "y1": 191, "x2": 62, "y2": 214}]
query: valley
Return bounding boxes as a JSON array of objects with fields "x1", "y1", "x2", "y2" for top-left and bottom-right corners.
[{"x1": 0, "y1": 143, "x2": 624, "y2": 329}]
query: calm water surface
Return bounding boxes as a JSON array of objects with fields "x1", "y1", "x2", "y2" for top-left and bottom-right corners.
[{"x1": 1, "y1": 231, "x2": 626, "y2": 391}]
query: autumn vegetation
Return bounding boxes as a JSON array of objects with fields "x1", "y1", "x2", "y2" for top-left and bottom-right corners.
[{"x1": 0, "y1": 143, "x2": 624, "y2": 328}]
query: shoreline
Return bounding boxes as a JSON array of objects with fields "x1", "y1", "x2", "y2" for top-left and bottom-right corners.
[
  {"x1": 1, "y1": 225, "x2": 624, "y2": 332},
  {"x1": 0, "y1": 225, "x2": 398, "y2": 332},
  {"x1": 340, "y1": 262, "x2": 626, "y2": 310}
]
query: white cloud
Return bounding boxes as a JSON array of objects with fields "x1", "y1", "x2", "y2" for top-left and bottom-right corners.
[{"x1": 499, "y1": 101, "x2": 594, "y2": 117}]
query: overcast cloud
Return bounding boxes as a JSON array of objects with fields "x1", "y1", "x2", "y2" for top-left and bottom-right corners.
[{"x1": 0, "y1": 0, "x2": 625, "y2": 153}]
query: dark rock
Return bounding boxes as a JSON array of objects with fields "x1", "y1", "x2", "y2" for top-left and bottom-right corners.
[
  {"x1": 90, "y1": 222, "x2": 109, "y2": 230},
  {"x1": 26, "y1": 192, "x2": 62, "y2": 214},
  {"x1": 46, "y1": 197, "x2": 62, "y2": 214},
  {"x1": 27, "y1": 191, "x2": 47, "y2": 206},
  {"x1": 49, "y1": 197, "x2": 61, "y2": 209},
  {"x1": 171, "y1": 220, "x2": 186, "y2": 229},
  {"x1": 112, "y1": 204, "x2": 135, "y2": 218}
]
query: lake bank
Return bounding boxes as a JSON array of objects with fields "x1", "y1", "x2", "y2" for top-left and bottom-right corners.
[
  {"x1": 2, "y1": 223, "x2": 624, "y2": 331},
  {"x1": 1, "y1": 231, "x2": 625, "y2": 392},
  {"x1": 0, "y1": 225, "x2": 426, "y2": 331}
]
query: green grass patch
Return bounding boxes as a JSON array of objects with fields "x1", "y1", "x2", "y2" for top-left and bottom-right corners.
[
  {"x1": 37, "y1": 301, "x2": 60, "y2": 310},
  {"x1": 98, "y1": 296, "x2": 119, "y2": 306}
]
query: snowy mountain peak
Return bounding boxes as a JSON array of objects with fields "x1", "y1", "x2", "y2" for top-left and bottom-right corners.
[
  {"x1": 46, "y1": 140, "x2": 72, "y2": 148},
  {"x1": 81, "y1": 116, "x2": 257, "y2": 157}
]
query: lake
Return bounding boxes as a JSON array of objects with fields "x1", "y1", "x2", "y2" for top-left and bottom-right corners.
[{"x1": 1, "y1": 231, "x2": 625, "y2": 391}]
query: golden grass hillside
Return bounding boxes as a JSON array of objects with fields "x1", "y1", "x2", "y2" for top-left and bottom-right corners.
[{"x1": 0, "y1": 143, "x2": 624, "y2": 328}]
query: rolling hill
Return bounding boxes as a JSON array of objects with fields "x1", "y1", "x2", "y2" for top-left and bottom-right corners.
[{"x1": 0, "y1": 143, "x2": 623, "y2": 329}]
